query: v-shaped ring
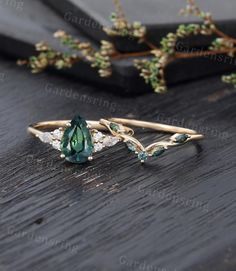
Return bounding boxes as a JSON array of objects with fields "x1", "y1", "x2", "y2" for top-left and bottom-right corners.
[{"x1": 100, "y1": 118, "x2": 204, "y2": 162}]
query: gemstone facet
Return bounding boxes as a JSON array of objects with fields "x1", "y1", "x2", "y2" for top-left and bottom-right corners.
[
  {"x1": 39, "y1": 132, "x2": 53, "y2": 143},
  {"x1": 152, "y1": 145, "x2": 165, "y2": 157},
  {"x1": 60, "y1": 115, "x2": 94, "y2": 163},
  {"x1": 109, "y1": 122, "x2": 120, "y2": 132},
  {"x1": 174, "y1": 134, "x2": 190, "y2": 143},
  {"x1": 103, "y1": 136, "x2": 119, "y2": 147},
  {"x1": 138, "y1": 151, "x2": 148, "y2": 162},
  {"x1": 126, "y1": 141, "x2": 137, "y2": 152}
]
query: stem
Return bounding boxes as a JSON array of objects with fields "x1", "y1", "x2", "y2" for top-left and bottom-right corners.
[
  {"x1": 213, "y1": 28, "x2": 236, "y2": 44},
  {"x1": 143, "y1": 38, "x2": 159, "y2": 50},
  {"x1": 188, "y1": 0, "x2": 236, "y2": 43},
  {"x1": 175, "y1": 48, "x2": 236, "y2": 59},
  {"x1": 164, "y1": 48, "x2": 236, "y2": 69},
  {"x1": 113, "y1": 0, "x2": 128, "y2": 23},
  {"x1": 111, "y1": 46, "x2": 236, "y2": 61}
]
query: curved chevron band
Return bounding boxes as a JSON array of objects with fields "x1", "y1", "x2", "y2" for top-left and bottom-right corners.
[{"x1": 100, "y1": 118, "x2": 204, "y2": 162}]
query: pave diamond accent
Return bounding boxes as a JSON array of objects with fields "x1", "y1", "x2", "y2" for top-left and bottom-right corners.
[
  {"x1": 52, "y1": 140, "x2": 61, "y2": 150},
  {"x1": 52, "y1": 129, "x2": 63, "y2": 140},
  {"x1": 39, "y1": 132, "x2": 53, "y2": 143},
  {"x1": 93, "y1": 132, "x2": 104, "y2": 142},
  {"x1": 38, "y1": 128, "x2": 120, "y2": 154},
  {"x1": 103, "y1": 136, "x2": 119, "y2": 147},
  {"x1": 38, "y1": 129, "x2": 64, "y2": 151},
  {"x1": 92, "y1": 130, "x2": 120, "y2": 153},
  {"x1": 94, "y1": 142, "x2": 103, "y2": 152}
]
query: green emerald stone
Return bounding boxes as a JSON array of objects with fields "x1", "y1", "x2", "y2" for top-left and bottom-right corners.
[
  {"x1": 175, "y1": 134, "x2": 189, "y2": 143},
  {"x1": 109, "y1": 122, "x2": 120, "y2": 132},
  {"x1": 60, "y1": 115, "x2": 94, "y2": 163},
  {"x1": 138, "y1": 151, "x2": 148, "y2": 162},
  {"x1": 152, "y1": 146, "x2": 165, "y2": 157},
  {"x1": 126, "y1": 141, "x2": 137, "y2": 152}
]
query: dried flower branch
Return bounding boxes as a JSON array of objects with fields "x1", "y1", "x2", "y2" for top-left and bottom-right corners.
[
  {"x1": 17, "y1": 42, "x2": 79, "y2": 73},
  {"x1": 18, "y1": 30, "x2": 117, "y2": 77},
  {"x1": 19, "y1": 0, "x2": 236, "y2": 92},
  {"x1": 222, "y1": 73, "x2": 236, "y2": 88},
  {"x1": 103, "y1": 13, "x2": 146, "y2": 41},
  {"x1": 134, "y1": 50, "x2": 168, "y2": 93},
  {"x1": 103, "y1": 0, "x2": 146, "y2": 42}
]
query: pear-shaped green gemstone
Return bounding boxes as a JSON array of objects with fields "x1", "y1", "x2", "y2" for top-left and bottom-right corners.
[{"x1": 60, "y1": 115, "x2": 94, "y2": 163}]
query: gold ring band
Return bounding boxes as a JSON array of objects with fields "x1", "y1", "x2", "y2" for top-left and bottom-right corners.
[{"x1": 100, "y1": 118, "x2": 204, "y2": 162}]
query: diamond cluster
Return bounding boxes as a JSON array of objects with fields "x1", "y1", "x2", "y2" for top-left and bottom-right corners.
[
  {"x1": 38, "y1": 129, "x2": 63, "y2": 151},
  {"x1": 92, "y1": 130, "x2": 120, "y2": 152},
  {"x1": 38, "y1": 128, "x2": 120, "y2": 153}
]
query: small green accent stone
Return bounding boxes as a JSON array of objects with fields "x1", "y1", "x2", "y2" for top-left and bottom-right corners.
[
  {"x1": 110, "y1": 122, "x2": 120, "y2": 132},
  {"x1": 60, "y1": 115, "x2": 94, "y2": 163},
  {"x1": 109, "y1": 12, "x2": 117, "y2": 20},
  {"x1": 152, "y1": 146, "x2": 165, "y2": 157},
  {"x1": 126, "y1": 141, "x2": 136, "y2": 152},
  {"x1": 175, "y1": 134, "x2": 189, "y2": 143},
  {"x1": 138, "y1": 151, "x2": 148, "y2": 162}
]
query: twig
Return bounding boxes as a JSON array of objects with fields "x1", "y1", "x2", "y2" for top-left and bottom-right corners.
[
  {"x1": 112, "y1": 50, "x2": 152, "y2": 60},
  {"x1": 19, "y1": 0, "x2": 236, "y2": 92},
  {"x1": 113, "y1": 0, "x2": 127, "y2": 23}
]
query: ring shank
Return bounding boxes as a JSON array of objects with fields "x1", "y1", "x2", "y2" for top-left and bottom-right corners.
[
  {"x1": 28, "y1": 118, "x2": 204, "y2": 141},
  {"x1": 28, "y1": 120, "x2": 108, "y2": 138},
  {"x1": 109, "y1": 118, "x2": 198, "y2": 135}
]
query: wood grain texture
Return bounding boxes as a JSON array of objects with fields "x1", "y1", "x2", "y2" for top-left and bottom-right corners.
[{"x1": 0, "y1": 57, "x2": 236, "y2": 271}]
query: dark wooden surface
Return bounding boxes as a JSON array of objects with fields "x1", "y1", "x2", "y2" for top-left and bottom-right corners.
[{"x1": 0, "y1": 56, "x2": 236, "y2": 271}]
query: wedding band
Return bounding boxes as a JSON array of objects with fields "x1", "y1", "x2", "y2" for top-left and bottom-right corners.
[{"x1": 100, "y1": 118, "x2": 204, "y2": 162}]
